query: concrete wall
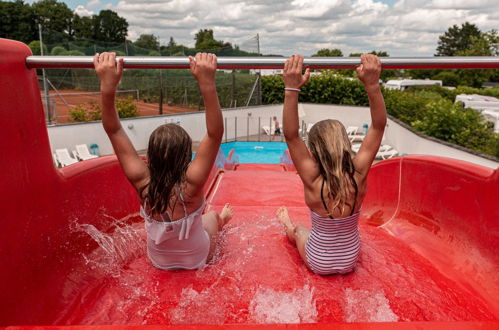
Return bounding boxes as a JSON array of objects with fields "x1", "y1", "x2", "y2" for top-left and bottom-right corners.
[{"x1": 47, "y1": 103, "x2": 498, "y2": 169}]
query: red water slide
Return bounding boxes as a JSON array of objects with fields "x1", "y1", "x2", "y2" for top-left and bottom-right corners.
[{"x1": 1, "y1": 39, "x2": 498, "y2": 329}]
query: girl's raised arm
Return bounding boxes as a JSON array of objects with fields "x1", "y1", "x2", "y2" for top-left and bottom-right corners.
[
  {"x1": 185, "y1": 53, "x2": 223, "y2": 194},
  {"x1": 353, "y1": 54, "x2": 387, "y2": 178},
  {"x1": 94, "y1": 52, "x2": 149, "y2": 191},
  {"x1": 282, "y1": 55, "x2": 319, "y2": 188}
]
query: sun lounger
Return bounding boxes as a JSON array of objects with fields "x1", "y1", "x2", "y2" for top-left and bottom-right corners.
[
  {"x1": 55, "y1": 148, "x2": 79, "y2": 167},
  {"x1": 52, "y1": 153, "x2": 60, "y2": 167},
  {"x1": 306, "y1": 122, "x2": 316, "y2": 133},
  {"x1": 261, "y1": 125, "x2": 278, "y2": 135},
  {"x1": 376, "y1": 149, "x2": 398, "y2": 160},
  {"x1": 352, "y1": 143, "x2": 393, "y2": 154},
  {"x1": 346, "y1": 126, "x2": 366, "y2": 142},
  {"x1": 74, "y1": 144, "x2": 98, "y2": 161}
]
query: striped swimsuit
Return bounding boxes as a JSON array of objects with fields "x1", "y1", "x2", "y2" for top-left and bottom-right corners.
[{"x1": 305, "y1": 210, "x2": 361, "y2": 275}]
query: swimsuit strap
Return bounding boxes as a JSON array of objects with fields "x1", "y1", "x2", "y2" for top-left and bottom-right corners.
[{"x1": 176, "y1": 184, "x2": 189, "y2": 218}]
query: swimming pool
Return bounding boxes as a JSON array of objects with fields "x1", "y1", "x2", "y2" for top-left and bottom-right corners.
[{"x1": 220, "y1": 142, "x2": 288, "y2": 164}]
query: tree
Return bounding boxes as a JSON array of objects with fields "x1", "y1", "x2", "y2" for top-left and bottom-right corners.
[
  {"x1": 32, "y1": 0, "x2": 74, "y2": 43},
  {"x1": 167, "y1": 37, "x2": 176, "y2": 48},
  {"x1": 436, "y1": 22, "x2": 481, "y2": 56},
  {"x1": 73, "y1": 15, "x2": 94, "y2": 40},
  {"x1": 93, "y1": 10, "x2": 128, "y2": 43},
  {"x1": 312, "y1": 48, "x2": 343, "y2": 57},
  {"x1": 0, "y1": 0, "x2": 37, "y2": 43},
  {"x1": 194, "y1": 29, "x2": 224, "y2": 50},
  {"x1": 455, "y1": 29, "x2": 499, "y2": 87},
  {"x1": 134, "y1": 34, "x2": 159, "y2": 50}
]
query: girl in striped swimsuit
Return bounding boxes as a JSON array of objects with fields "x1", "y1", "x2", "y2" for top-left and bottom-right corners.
[{"x1": 277, "y1": 54, "x2": 387, "y2": 275}]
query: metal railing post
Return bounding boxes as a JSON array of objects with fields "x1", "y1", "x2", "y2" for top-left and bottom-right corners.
[
  {"x1": 269, "y1": 117, "x2": 272, "y2": 142},
  {"x1": 258, "y1": 117, "x2": 261, "y2": 142},
  {"x1": 224, "y1": 117, "x2": 227, "y2": 143}
]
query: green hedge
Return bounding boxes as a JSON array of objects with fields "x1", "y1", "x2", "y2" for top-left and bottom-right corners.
[{"x1": 262, "y1": 74, "x2": 499, "y2": 158}]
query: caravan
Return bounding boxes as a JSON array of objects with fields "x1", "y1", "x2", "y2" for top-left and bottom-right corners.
[{"x1": 384, "y1": 79, "x2": 443, "y2": 91}]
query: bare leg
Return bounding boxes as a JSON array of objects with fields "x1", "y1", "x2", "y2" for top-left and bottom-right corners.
[
  {"x1": 277, "y1": 206, "x2": 311, "y2": 265},
  {"x1": 277, "y1": 206, "x2": 296, "y2": 245},
  {"x1": 202, "y1": 204, "x2": 233, "y2": 262}
]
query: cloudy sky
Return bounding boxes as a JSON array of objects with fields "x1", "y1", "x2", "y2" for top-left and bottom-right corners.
[{"x1": 63, "y1": 0, "x2": 499, "y2": 56}]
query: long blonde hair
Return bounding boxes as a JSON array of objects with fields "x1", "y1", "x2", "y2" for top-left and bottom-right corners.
[{"x1": 308, "y1": 120, "x2": 358, "y2": 216}]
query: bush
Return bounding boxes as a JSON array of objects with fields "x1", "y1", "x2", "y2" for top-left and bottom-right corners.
[
  {"x1": 50, "y1": 46, "x2": 67, "y2": 55},
  {"x1": 116, "y1": 96, "x2": 138, "y2": 118},
  {"x1": 262, "y1": 73, "x2": 498, "y2": 157},
  {"x1": 69, "y1": 102, "x2": 101, "y2": 122},
  {"x1": 28, "y1": 40, "x2": 48, "y2": 55},
  {"x1": 411, "y1": 99, "x2": 498, "y2": 155}
]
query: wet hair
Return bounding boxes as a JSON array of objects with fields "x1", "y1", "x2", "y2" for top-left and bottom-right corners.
[
  {"x1": 139, "y1": 124, "x2": 192, "y2": 216},
  {"x1": 307, "y1": 119, "x2": 358, "y2": 216}
]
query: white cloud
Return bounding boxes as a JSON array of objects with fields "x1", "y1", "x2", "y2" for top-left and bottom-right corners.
[
  {"x1": 74, "y1": 5, "x2": 94, "y2": 17},
  {"x1": 106, "y1": 0, "x2": 499, "y2": 56},
  {"x1": 87, "y1": 0, "x2": 102, "y2": 9}
]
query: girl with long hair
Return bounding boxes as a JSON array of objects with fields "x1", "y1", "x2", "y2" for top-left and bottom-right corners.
[
  {"x1": 277, "y1": 54, "x2": 387, "y2": 275},
  {"x1": 95, "y1": 52, "x2": 232, "y2": 270}
]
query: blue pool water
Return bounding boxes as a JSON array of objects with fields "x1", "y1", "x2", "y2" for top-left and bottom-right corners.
[{"x1": 220, "y1": 142, "x2": 288, "y2": 164}]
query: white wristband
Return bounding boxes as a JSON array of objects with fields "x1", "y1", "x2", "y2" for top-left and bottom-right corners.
[{"x1": 284, "y1": 87, "x2": 301, "y2": 92}]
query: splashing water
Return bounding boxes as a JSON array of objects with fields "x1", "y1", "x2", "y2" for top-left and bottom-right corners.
[
  {"x1": 74, "y1": 215, "x2": 144, "y2": 277},
  {"x1": 343, "y1": 288, "x2": 399, "y2": 322},
  {"x1": 248, "y1": 285, "x2": 318, "y2": 323}
]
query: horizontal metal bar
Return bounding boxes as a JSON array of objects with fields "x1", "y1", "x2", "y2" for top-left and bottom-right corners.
[{"x1": 25, "y1": 56, "x2": 499, "y2": 70}]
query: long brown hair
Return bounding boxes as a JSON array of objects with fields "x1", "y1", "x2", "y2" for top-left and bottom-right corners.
[
  {"x1": 308, "y1": 119, "x2": 358, "y2": 216},
  {"x1": 140, "y1": 124, "x2": 192, "y2": 216}
]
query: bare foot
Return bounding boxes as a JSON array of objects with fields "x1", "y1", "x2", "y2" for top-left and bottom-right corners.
[
  {"x1": 218, "y1": 203, "x2": 233, "y2": 230},
  {"x1": 276, "y1": 206, "x2": 296, "y2": 244}
]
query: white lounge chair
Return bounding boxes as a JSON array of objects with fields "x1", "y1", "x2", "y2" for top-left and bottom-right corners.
[
  {"x1": 75, "y1": 144, "x2": 98, "y2": 161},
  {"x1": 52, "y1": 153, "x2": 60, "y2": 167},
  {"x1": 346, "y1": 126, "x2": 358, "y2": 135},
  {"x1": 346, "y1": 126, "x2": 366, "y2": 142},
  {"x1": 261, "y1": 125, "x2": 277, "y2": 135},
  {"x1": 376, "y1": 149, "x2": 398, "y2": 160},
  {"x1": 352, "y1": 143, "x2": 393, "y2": 154},
  {"x1": 306, "y1": 122, "x2": 316, "y2": 133},
  {"x1": 55, "y1": 148, "x2": 79, "y2": 167}
]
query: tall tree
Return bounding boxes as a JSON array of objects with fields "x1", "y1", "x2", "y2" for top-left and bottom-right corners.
[
  {"x1": 134, "y1": 34, "x2": 159, "y2": 50},
  {"x1": 194, "y1": 29, "x2": 224, "y2": 50},
  {"x1": 167, "y1": 37, "x2": 176, "y2": 48},
  {"x1": 32, "y1": 0, "x2": 74, "y2": 43},
  {"x1": 436, "y1": 22, "x2": 481, "y2": 56},
  {"x1": 312, "y1": 48, "x2": 343, "y2": 57},
  {"x1": 0, "y1": 0, "x2": 37, "y2": 43},
  {"x1": 93, "y1": 10, "x2": 128, "y2": 43},
  {"x1": 73, "y1": 15, "x2": 94, "y2": 40}
]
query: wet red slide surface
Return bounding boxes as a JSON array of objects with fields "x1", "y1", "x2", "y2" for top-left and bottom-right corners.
[{"x1": 1, "y1": 39, "x2": 498, "y2": 329}]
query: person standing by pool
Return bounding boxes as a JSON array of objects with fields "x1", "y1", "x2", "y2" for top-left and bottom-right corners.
[
  {"x1": 94, "y1": 52, "x2": 232, "y2": 270},
  {"x1": 273, "y1": 116, "x2": 281, "y2": 136},
  {"x1": 277, "y1": 54, "x2": 386, "y2": 275}
]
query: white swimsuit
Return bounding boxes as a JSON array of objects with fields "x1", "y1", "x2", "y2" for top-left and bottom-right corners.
[{"x1": 140, "y1": 191, "x2": 210, "y2": 270}]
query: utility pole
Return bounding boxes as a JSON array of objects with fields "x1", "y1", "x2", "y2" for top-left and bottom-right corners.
[
  {"x1": 231, "y1": 69, "x2": 236, "y2": 107},
  {"x1": 39, "y1": 24, "x2": 51, "y2": 124},
  {"x1": 158, "y1": 35, "x2": 164, "y2": 115},
  {"x1": 256, "y1": 33, "x2": 262, "y2": 105}
]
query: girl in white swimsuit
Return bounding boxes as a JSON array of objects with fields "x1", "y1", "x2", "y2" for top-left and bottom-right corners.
[
  {"x1": 276, "y1": 54, "x2": 387, "y2": 275},
  {"x1": 95, "y1": 52, "x2": 232, "y2": 270}
]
